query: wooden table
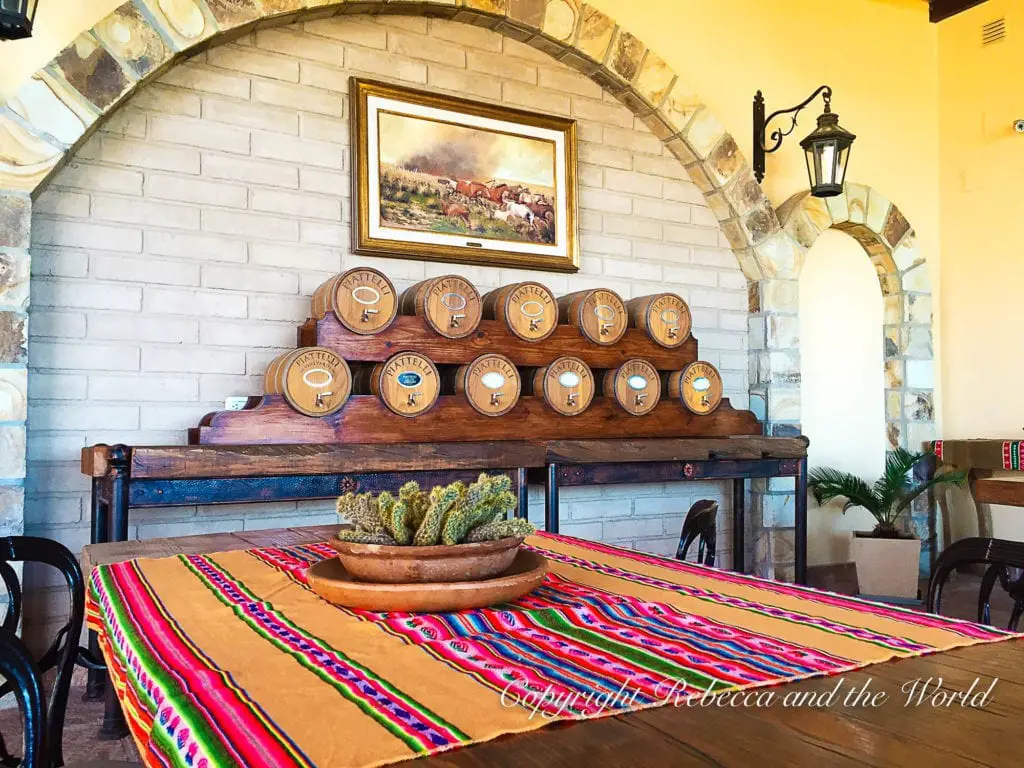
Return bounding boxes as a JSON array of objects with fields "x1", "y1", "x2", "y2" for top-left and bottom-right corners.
[
  {"x1": 81, "y1": 438, "x2": 809, "y2": 581},
  {"x1": 83, "y1": 526, "x2": 1024, "y2": 768}
]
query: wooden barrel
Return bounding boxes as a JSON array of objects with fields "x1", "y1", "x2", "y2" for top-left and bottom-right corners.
[
  {"x1": 398, "y1": 276, "x2": 482, "y2": 339},
  {"x1": 481, "y1": 282, "x2": 558, "y2": 342},
  {"x1": 310, "y1": 267, "x2": 398, "y2": 334},
  {"x1": 442, "y1": 353, "x2": 521, "y2": 417},
  {"x1": 663, "y1": 361, "x2": 724, "y2": 415},
  {"x1": 264, "y1": 347, "x2": 351, "y2": 417},
  {"x1": 527, "y1": 356, "x2": 595, "y2": 416},
  {"x1": 625, "y1": 293, "x2": 691, "y2": 348},
  {"x1": 601, "y1": 359, "x2": 661, "y2": 416},
  {"x1": 352, "y1": 351, "x2": 440, "y2": 417},
  {"x1": 556, "y1": 289, "x2": 627, "y2": 345}
]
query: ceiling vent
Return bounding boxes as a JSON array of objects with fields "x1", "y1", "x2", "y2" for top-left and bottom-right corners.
[{"x1": 982, "y1": 18, "x2": 1006, "y2": 45}]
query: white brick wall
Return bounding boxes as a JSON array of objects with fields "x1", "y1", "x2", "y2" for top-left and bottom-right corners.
[{"x1": 26, "y1": 16, "x2": 748, "y2": 578}]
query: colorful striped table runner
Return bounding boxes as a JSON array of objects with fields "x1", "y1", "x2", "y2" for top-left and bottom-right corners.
[
  {"x1": 932, "y1": 439, "x2": 1024, "y2": 470},
  {"x1": 87, "y1": 532, "x2": 1017, "y2": 768}
]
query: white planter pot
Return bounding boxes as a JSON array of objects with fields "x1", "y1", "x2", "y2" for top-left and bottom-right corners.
[{"x1": 851, "y1": 533, "x2": 921, "y2": 600}]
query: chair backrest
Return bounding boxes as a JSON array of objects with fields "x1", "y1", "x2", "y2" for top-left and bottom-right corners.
[
  {"x1": 928, "y1": 536, "x2": 1024, "y2": 630},
  {"x1": 676, "y1": 500, "x2": 718, "y2": 566},
  {"x1": 0, "y1": 630, "x2": 48, "y2": 768},
  {"x1": 0, "y1": 536, "x2": 87, "y2": 768}
]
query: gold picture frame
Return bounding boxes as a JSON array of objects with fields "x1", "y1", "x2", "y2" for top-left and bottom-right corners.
[{"x1": 351, "y1": 78, "x2": 580, "y2": 273}]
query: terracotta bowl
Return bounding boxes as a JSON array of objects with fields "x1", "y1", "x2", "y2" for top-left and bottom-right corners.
[{"x1": 328, "y1": 535, "x2": 525, "y2": 584}]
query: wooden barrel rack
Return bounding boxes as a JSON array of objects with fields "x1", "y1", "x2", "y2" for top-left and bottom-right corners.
[{"x1": 189, "y1": 270, "x2": 758, "y2": 445}]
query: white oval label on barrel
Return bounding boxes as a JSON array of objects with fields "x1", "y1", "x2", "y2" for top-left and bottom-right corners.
[
  {"x1": 558, "y1": 371, "x2": 581, "y2": 388},
  {"x1": 520, "y1": 300, "x2": 544, "y2": 318},
  {"x1": 693, "y1": 377, "x2": 711, "y2": 391},
  {"x1": 627, "y1": 375, "x2": 648, "y2": 391},
  {"x1": 481, "y1": 372, "x2": 506, "y2": 389},
  {"x1": 441, "y1": 292, "x2": 467, "y2": 311},
  {"x1": 660, "y1": 308, "x2": 680, "y2": 324},
  {"x1": 352, "y1": 286, "x2": 381, "y2": 305},
  {"x1": 302, "y1": 368, "x2": 334, "y2": 388}
]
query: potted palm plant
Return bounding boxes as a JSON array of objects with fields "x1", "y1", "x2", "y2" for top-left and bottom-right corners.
[{"x1": 808, "y1": 448, "x2": 966, "y2": 600}]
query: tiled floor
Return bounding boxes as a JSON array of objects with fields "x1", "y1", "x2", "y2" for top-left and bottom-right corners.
[{"x1": 0, "y1": 572, "x2": 1018, "y2": 765}]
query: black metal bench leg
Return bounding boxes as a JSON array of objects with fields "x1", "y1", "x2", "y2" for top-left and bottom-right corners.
[
  {"x1": 732, "y1": 479, "x2": 744, "y2": 574},
  {"x1": 545, "y1": 463, "x2": 560, "y2": 534},
  {"x1": 87, "y1": 477, "x2": 109, "y2": 700},
  {"x1": 99, "y1": 680, "x2": 129, "y2": 740},
  {"x1": 795, "y1": 458, "x2": 808, "y2": 585}
]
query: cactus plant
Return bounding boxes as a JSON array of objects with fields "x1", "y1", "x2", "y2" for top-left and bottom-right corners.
[
  {"x1": 336, "y1": 528, "x2": 398, "y2": 545},
  {"x1": 414, "y1": 481, "x2": 463, "y2": 546},
  {"x1": 465, "y1": 517, "x2": 535, "y2": 543},
  {"x1": 336, "y1": 492, "x2": 385, "y2": 534},
  {"x1": 335, "y1": 473, "x2": 535, "y2": 546}
]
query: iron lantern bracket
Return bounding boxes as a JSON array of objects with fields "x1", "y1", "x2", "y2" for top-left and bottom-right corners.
[{"x1": 752, "y1": 85, "x2": 832, "y2": 183}]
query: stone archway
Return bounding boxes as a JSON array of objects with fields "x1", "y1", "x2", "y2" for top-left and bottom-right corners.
[
  {"x1": 748, "y1": 183, "x2": 934, "y2": 575},
  {"x1": 0, "y1": 0, "x2": 784, "y2": 540}
]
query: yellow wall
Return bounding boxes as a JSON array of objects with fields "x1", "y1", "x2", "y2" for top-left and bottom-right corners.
[
  {"x1": 937, "y1": 0, "x2": 1024, "y2": 541},
  {"x1": 0, "y1": 0, "x2": 123, "y2": 100}
]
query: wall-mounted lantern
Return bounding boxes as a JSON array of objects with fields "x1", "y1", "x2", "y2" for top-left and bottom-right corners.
[
  {"x1": 0, "y1": 0, "x2": 38, "y2": 40},
  {"x1": 753, "y1": 85, "x2": 856, "y2": 198}
]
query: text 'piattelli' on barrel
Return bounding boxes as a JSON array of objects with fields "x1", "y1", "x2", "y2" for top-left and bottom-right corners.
[
  {"x1": 557, "y1": 289, "x2": 627, "y2": 345},
  {"x1": 664, "y1": 361, "x2": 724, "y2": 415},
  {"x1": 264, "y1": 347, "x2": 352, "y2": 417},
  {"x1": 399, "y1": 275, "x2": 482, "y2": 339},
  {"x1": 311, "y1": 267, "x2": 398, "y2": 334},
  {"x1": 481, "y1": 282, "x2": 557, "y2": 342},
  {"x1": 353, "y1": 351, "x2": 440, "y2": 417},
  {"x1": 443, "y1": 353, "x2": 522, "y2": 417},
  {"x1": 602, "y1": 359, "x2": 661, "y2": 416},
  {"x1": 626, "y1": 293, "x2": 692, "y2": 348},
  {"x1": 529, "y1": 356, "x2": 595, "y2": 416}
]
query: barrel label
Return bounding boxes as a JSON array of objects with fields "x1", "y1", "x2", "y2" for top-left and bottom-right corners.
[
  {"x1": 481, "y1": 372, "x2": 506, "y2": 389},
  {"x1": 627, "y1": 375, "x2": 647, "y2": 391},
  {"x1": 336, "y1": 268, "x2": 397, "y2": 333},
  {"x1": 558, "y1": 371, "x2": 581, "y2": 388},
  {"x1": 397, "y1": 372, "x2": 422, "y2": 387},
  {"x1": 680, "y1": 361, "x2": 723, "y2": 415}
]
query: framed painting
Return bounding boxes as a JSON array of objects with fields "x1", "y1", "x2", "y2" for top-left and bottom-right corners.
[{"x1": 351, "y1": 78, "x2": 579, "y2": 273}]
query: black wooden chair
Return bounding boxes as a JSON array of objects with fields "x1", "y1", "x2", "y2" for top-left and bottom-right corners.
[
  {"x1": 0, "y1": 630, "x2": 47, "y2": 767},
  {"x1": 0, "y1": 537, "x2": 106, "y2": 766},
  {"x1": 927, "y1": 537, "x2": 1024, "y2": 630},
  {"x1": 675, "y1": 500, "x2": 718, "y2": 566}
]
